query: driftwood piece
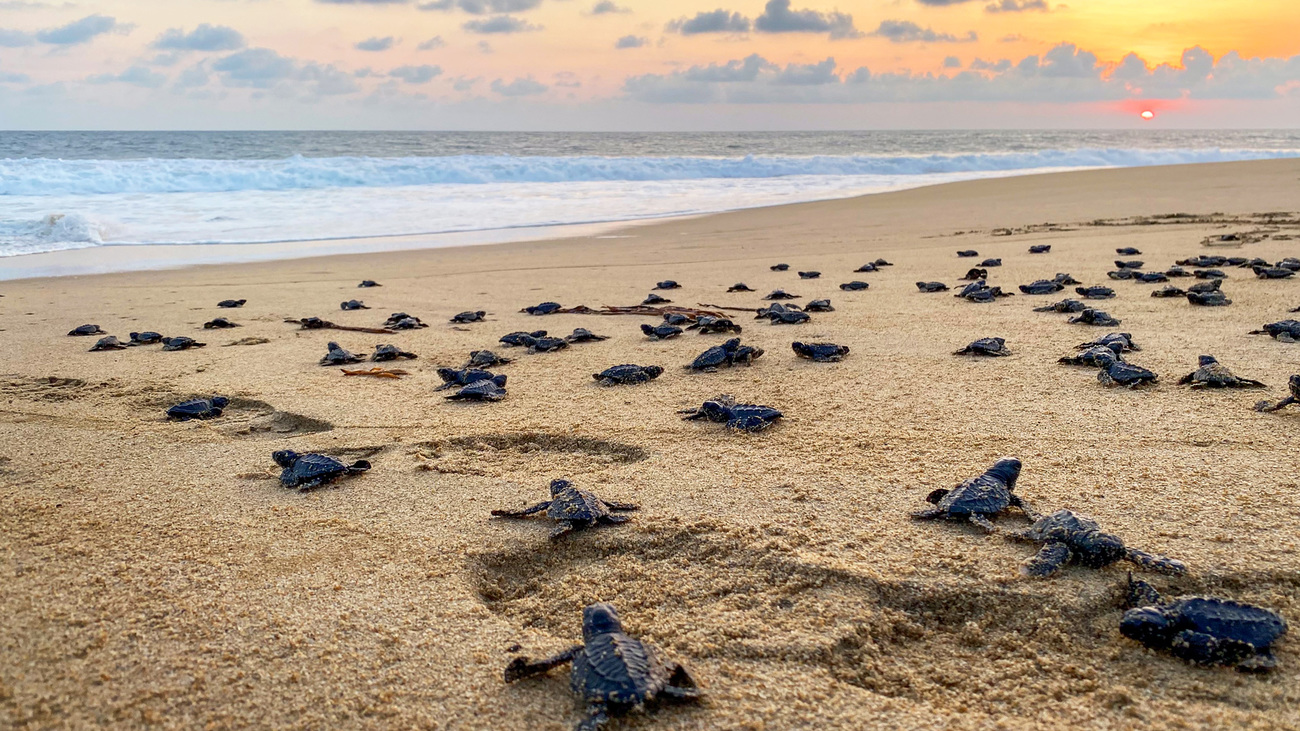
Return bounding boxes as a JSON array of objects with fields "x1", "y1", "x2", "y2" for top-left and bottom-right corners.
[
  {"x1": 341, "y1": 367, "x2": 410, "y2": 379},
  {"x1": 285, "y1": 317, "x2": 395, "y2": 334},
  {"x1": 551, "y1": 304, "x2": 726, "y2": 318}
]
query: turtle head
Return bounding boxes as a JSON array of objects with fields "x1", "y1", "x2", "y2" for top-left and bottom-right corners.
[
  {"x1": 643, "y1": 365, "x2": 664, "y2": 378},
  {"x1": 272, "y1": 450, "x2": 300, "y2": 468},
  {"x1": 698, "y1": 399, "x2": 734, "y2": 422},
  {"x1": 582, "y1": 603, "x2": 624, "y2": 639},
  {"x1": 1197, "y1": 354, "x2": 1218, "y2": 366},
  {"x1": 211, "y1": 396, "x2": 229, "y2": 408},
  {"x1": 549, "y1": 479, "x2": 572, "y2": 496},
  {"x1": 491, "y1": 374, "x2": 508, "y2": 387},
  {"x1": 436, "y1": 367, "x2": 460, "y2": 383},
  {"x1": 1289, "y1": 374, "x2": 1300, "y2": 396},
  {"x1": 1077, "y1": 531, "x2": 1127, "y2": 568},
  {"x1": 722, "y1": 338, "x2": 742, "y2": 351},
  {"x1": 987, "y1": 458, "x2": 1023, "y2": 490},
  {"x1": 1119, "y1": 607, "x2": 1175, "y2": 649}
]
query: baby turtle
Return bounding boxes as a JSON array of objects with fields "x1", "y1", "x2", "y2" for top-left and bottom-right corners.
[
  {"x1": 764, "y1": 310, "x2": 811, "y2": 325},
  {"x1": 1188, "y1": 279, "x2": 1221, "y2": 293},
  {"x1": 641, "y1": 324, "x2": 683, "y2": 341},
  {"x1": 1151, "y1": 286, "x2": 1187, "y2": 298},
  {"x1": 128, "y1": 331, "x2": 164, "y2": 345},
  {"x1": 798, "y1": 271, "x2": 821, "y2": 279},
  {"x1": 1059, "y1": 342, "x2": 1125, "y2": 367},
  {"x1": 501, "y1": 330, "x2": 548, "y2": 347},
  {"x1": 1121, "y1": 576, "x2": 1288, "y2": 672},
  {"x1": 961, "y1": 268, "x2": 989, "y2": 281},
  {"x1": 687, "y1": 316, "x2": 742, "y2": 335},
  {"x1": 89, "y1": 335, "x2": 127, "y2": 351},
  {"x1": 1075, "y1": 285, "x2": 1116, "y2": 299},
  {"x1": 911, "y1": 458, "x2": 1031, "y2": 532},
  {"x1": 1187, "y1": 291, "x2": 1231, "y2": 307},
  {"x1": 727, "y1": 283, "x2": 755, "y2": 292},
  {"x1": 272, "y1": 450, "x2": 370, "y2": 491},
  {"x1": 384, "y1": 312, "x2": 428, "y2": 329},
  {"x1": 1194, "y1": 269, "x2": 1227, "y2": 279},
  {"x1": 916, "y1": 281, "x2": 950, "y2": 293},
  {"x1": 770, "y1": 263, "x2": 790, "y2": 271},
  {"x1": 162, "y1": 337, "x2": 206, "y2": 351},
  {"x1": 1069, "y1": 309, "x2": 1121, "y2": 326},
  {"x1": 1116, "y1": 247, "x2": 1141, "y2": 255},
  {"x1": 320, "y1": 342, "x2": 363, "y2": 366},
  {"x1": 340, "y1": 300, "x2": 369, "y2": 310},
  {"x1": 1253, "y1": 266, "x2": 1295, "y2": 279},
  {"x1": 203, "y1": 317, "x2": 239, "y2": 329},
  {"x1": 1108, "y1": 270, "x2": 1136, "y2": 281},
  {"x1": 527, "y1": 336, "x2": 569, "y2": 353},
  {"x1": 565, "y1": 328, "x2": 609, "y2": 343},
  {"x1": 1255, "y1": 375, "x2": 1300, "y2": 412},
  {"x1": 1094, "y1": 350, "x2": 1158, "y2": 388},
  {"x1": 217, "y1": 299, "x2": 246, "y2": 308},
  {"x1": 839, "y1": 281, "x2": 869, "y2": 291},
  {"x1": 1077, "y1": 332, "x2": 1140, "y2": 352},
  {"x1": 755, "y1": 303, "x2": 800, "y2": 319},
  {"x1": 436, "y1": 368, "x2": 506, "y2": 391},
  {"x1": 662, "y1": 313, "x2": 693, "y2": 326},
  {"x1": 67, "y1": 324, "x2": 104, "y2": 337},
  {"x1": 1020, "y1": 280, "x2": 1065, "y2": 295},
  {"x1": 523, "y1": 302, "x2": 563, "y2": 316},
  {"x1": 642, "y1": 294, "x2": 673, "y2": 306},
  {"x1": 1053, "y1": 273, "x2": 1082, "y2": 285},
  {"x1": 980, "y1": 258, "x2": 1002, "y2": 267},
  {"x1": 1241, "y1": 258, "x2": 1270, "y2": 269},
  {"x1": 792, "y1": 342, "x2": 849, "y2": 362},
  {"x1": 1178, "y1": 255, "x2": 1226, "y2": 267},
  {"x1": 450, "y1": 310, "x2": 486, "y2": 323},
  {"x1": 763, "y1": 289, "x2": 800, "y2": 300},
  {"x1": 1278, "y1": 257, "x2": 1300, "y2": 271},
  {"x1": 166, "y1": 396, "x2": 229, "y2": 421},
  {"x1": 803, "y1": 299, "x2": 834, "y2": 312},
  {"x1": 654, "y1": 280, "x2": 681, "y2": 290},
  {"x1": 1033, "y1": 298, "x2": 1087, "y2": 313},
  {"x1": 1177, "y1": 355, "x2": 1265, "y2": 389},
  {"x1": 1115, "y1": 260, "x2": 1145, "y2": 270},
  {"x1": 1165, "y1": 266, "x2": 1190, "y2": 278},
  {"x1": 854, "y1": 263, "x2": 879, "y2": 272},
  {"x1": 873, "y1": 258, "x2": 894, "y2": 266},
  {"x1": 686, "y1": 338, "x2": 756, "y2": 372},
  {"x1": 1133, "y1": 272, "x2": 1169, "y2": 283},
  {"x1": 445, "y1": 378, "x2": 508, "y2": 401},
  {"x1": 1029, "y1": 244, "x2": 1051, "y2": 254},
  {"x1": 680, "y1": 394, "x2": 782, "y2": 432},
  {"x1": 954, "y1": 337, "x2": 1010, "y2": 357},
  {"x1": 503, "y1": 602, "x2": 701, "y2": 730},
  {"x1": 466, "y1": 349, "x2": 513, "y2": 368},
  {"x1": 372, "y1": 344, "x2": 418, "y2": 362},
  {"x1": 492, "y1": 479, "x2": 638, "y2": 539},
  {"x1": 957, "y1": 250, "x2": 979, "y2": 258},
  {"x1": 1004, "y1": 509, "x2": 1186, "y2": 577},
  {"x1": 358, "y1": 280, "x2": 380, "y2": 288},
  {"x1": 593, "y1": 364, "x2": 663, "y2": 386}
]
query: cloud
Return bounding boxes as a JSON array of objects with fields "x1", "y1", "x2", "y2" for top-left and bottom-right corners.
[
  {"x1": 985, "y1": 0, "x2": 1048, "y2": 11},
  {"x1": 0, "y1": 66, "x2": 30, "y2": 83},
  {"x1": 463, "y1": 15, "x2": 541, "y2": 33},
  {"x1": 970, "y1": 57, "x2": 1012, "y2": 72},
  {"x1": 420, "y1": 0, "x2": 542, "y2": 12},
  {"x1": 869, "y1": 20, "x2": 976, "y2": 43},
  {"x1": 153, "y1": 24, "x2": 245, "y2": 52},
  {"x1": 615, "y1": 34, "x2": 647, "y2": 49},
  {"x1": 87, "y1": 65, "x2": 167, "y2": 88},
  {"x1": 773, "y1": 58, "x2": 839, "y2": 85},
  {"x1": 317, "y1": 0, "x2": 410, "y2": 4},
  {"x1": 175, "y1": 64, "x2": 211, "y2": 89},
  {"x1": 451, "y1": 75, "x2": 479, "y2": 90},
  {"x1": 213, "y1": 48, "x2": 296, "y2": 86},
  {"x1": 417, "y1": 36, "x2": 445, "y2": 50},
  {"x1": 355, "y1": 36, "x2": 396, "y2": 51},
  {"x1": 0, "y1": 29, "x2": 34, "y2": 47},
  {"x1": 666, "y1": 9, "x2": 751, "y2": 35},
  {"x1": 389, "y1": 64, "x2": 442, "y2": 83},
  {"x1": 754, "y1": 0, "x2": 861, "y2": 39},
  {"x1": 943, "y1": 56, "x2": 962, "y2": 68},
  {"x1": 35, "y1": 14, "x2": 127, "y2": 45},
  {"x1": 914, "y1": 0, "x2": 975, "y2": 4},
  {"x1": 490, "y1": 76, "x2": 547, "y2": 96},
  {"x1": 682, "y1": 54, "x2": 773, "y2": 83},
  {"x1": 590, "y1": 1, "x2": 629, "y2": 14}
]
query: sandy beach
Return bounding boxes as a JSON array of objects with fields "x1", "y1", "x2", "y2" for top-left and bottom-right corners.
[{"x1": 3, "y1": 159, "x2": 1299, "y2": 730}]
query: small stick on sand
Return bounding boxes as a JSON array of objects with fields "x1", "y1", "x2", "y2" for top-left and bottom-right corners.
[
  {"x1": 555, "y1": 304, "x2": 726, "y2": 318},
  {"x1": 285, "y1": 317, "x2": 395, "y2": 334},
  {"x1": 341, "y1": 367, "x2": 410, "y2": 379},
  {"x1": 697, "y1": 303, "x2": 761, "y2": 313}
]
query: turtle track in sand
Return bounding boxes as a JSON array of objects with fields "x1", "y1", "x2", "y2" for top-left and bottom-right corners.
[{"x1": 410, "y1": 432, "x2": 647, "y2": 477}]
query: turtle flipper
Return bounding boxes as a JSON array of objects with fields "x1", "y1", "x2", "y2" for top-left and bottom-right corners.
[
  {"x1": 1235, "y1": 378, "x2": 1267, "y2": 388},
  {"x1": 1170, "y1": 629, "x2": 1257, "y2": 667},
  {"x1": 347, "y1": 460, "x2": 371, "y2": 474},
  {"x1": 549, "y1": 521, "x2": 576, "y2": 540},
  {"x1": 1255, "y1": 396, "x2": 1296, "y2": 412},
  {"x1": 1007, "y1": 494, "x2": 1040, "y2": 521},
  {"x1": 503, "y1": 645, "x2": 583, "y2": 682},
  {"x1": 1125, "y1": 548, "x2": 1187, "y2": 575},
  {"x1": 967, "y1": 514, "x2": 997, "y2": 533},
  {"x1": 602, "y1": 514, "x2": 632, "y2": 524},
  {"x1": 1022, "y1": 541, "x2": 1071, "y2": 577},
  {"x1": 1237, "y1": 650, "x2": 1278, "y2": 673},
  {"x1": 576, "y1": 702, "x2": 610, "y2": 731},
  {"x1": 602, "y1": 500, "x2": 639, "y2": 512},
  {"x1": 1124, "y1": 572, "x2": 1163, "y2": 609},
  {"x1": 910, "y1": 508, "x2": 944, "y2": 521},
  {"x1": 1176, "y1": 372, "x2": 1194, "y2": 385},
  {"x1": 490, "y1": 501, "x2": 551, "y2": 518},
  {"x1": 660, "y1": 663, "x2": 702, "y2": 701}
]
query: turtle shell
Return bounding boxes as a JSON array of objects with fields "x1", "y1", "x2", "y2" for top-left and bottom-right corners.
[
  {"x1": 689, "y1": 343, "x2": 733, "y2": 369},
  {"x1": 935, "y1": 460, "x2": 1020, "y2": 516},
  {"x1": 547, "y1": 485, "x2": 612, "y2": 523},
  {"x1": 280, "y1": 454, "x2": 350, "y2": 488},
  {"x1": 1102, "y1": 361, "x2": 1157, "y2": 385},
  {"x1": 572, "y1": 632, "x2": 667, "y2": 705},
  {"x1": 167, "y1": 397, "x2": 228, "y2": 420},
  {"x1": 1163, "y1": 597, "x2": 1287, "y2": 650}
]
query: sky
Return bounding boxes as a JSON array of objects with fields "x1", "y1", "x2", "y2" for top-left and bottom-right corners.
[{"x1": 0, "y1": 0, "x2": 1298, "y2": 129}]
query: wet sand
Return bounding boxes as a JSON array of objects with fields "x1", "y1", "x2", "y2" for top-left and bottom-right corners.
[{"x1": 2, "y1": 159, "x2": 1299, "y2": 730}]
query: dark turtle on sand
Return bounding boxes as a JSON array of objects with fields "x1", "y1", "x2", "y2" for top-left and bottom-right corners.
[
  {"x1": 162, "y1": 337, "x2": 206, "y2": 351},
  {"x1": 385, "y1": 312, "x2": 429, "y2": 329},
  {"x1": 524, "y1": 302, "x2": 563, "y2": 316},
  {"x1": 1029, "y1": 245, "x2": 1052, "y2": 254},
  {"x1": 272, "y1": 450, "x2": 370, "y2": 491},
  {"x1": 755, "y1": 303, "x2": 800, "y2": 319},
  {"x1": 1121, "y1": 576, "x2": 1288, "y2": 672},
  {"x1": 358, "y1": 280, "x2": 380, "y2": 288},
  {"x1": 873, "y1": 258, "x2": 893, "y2": 267},
  {"x1": 727, "y1": 283, "x2": 756, "y2": 292},
  {"x1": 492, "y1": 479, "x2": 638, "y2": 539},
  {"x1": 956, "y1": 281, "x2": 1012, "y2": 303},
  {"x1": 1187, "y1": 291, "x2": 1231, "y2": 307},
  {"x1": 503, "y1": 602, "x2": 701, "y2": 731},
  {"x1": 321, "y1": 341, "x2": 364, "y2": 366},
  {"x1": 798, "y1": 271, "x2": 821, "y2": 279},
  {"x1": 1059, "y1": 342, "x2": 1125, "y2": 367},
  {"x1": 911, "y1": 458, "x2": 1030, "y2": 532},
  {"x1": 662, "y1": 313, "x2": 693, "y2": 326},
  {"x1": 1165, "y1": 266, "x2": 1191, "y2": 278},
  {"x1": 764, "y1": 309, "x2": 811, "y2": 325},
  {"x1": 167, "y1": 396, "x2": 229, "y2": 421},
  {"x1": 340, "y1": 300, "x2": 369, "y2": 311},
  {"x1": 1093, "y1": 349, "x2": 1157, "y2": 388},
  {"x1": 1033, "y1": 298, "x2": 1087, "y2": 313},
  {"x1": 501, "y1": 330, "x2": 548, "y2": 347},
  {"x1": 1151, "y1": 286, "x2": 1187, "y2": 298},
  {"x1": 445, "y1": 378, "x2": 508, "y2": 401},
  {"x1": 528, "y1": 336, "x2": 570, "y2": 353},
  {"x1": 839, "y1": 281, "x2": 869, "y2": 291},
  {"x1": 916, "y1": 281, "x2": 950, "y2": 293},
  {"x1": 296, "y1": 317, "x2": 329, "y2": 329},
  {"x1": 1069, "y1": 308, "x2": 1122, "y2": 327},
  {"x1": 1054, "y1": 273, "x2": 1082, "y2": 285},
  {"x1": 961, "y1": 268, "x2": 989, "y2": 281},
  {"x1": 654, "y1": 280, "x2": 681, "y2": 290},
  {"x1": 642, "y1": 294, "x2": 673, "y2": 306},
  {"x1": 855, "y1": 263, "x2": 879, "y2": 272},
  {"x1": 763, "y1": 289, "x2": 800, "y2": 300},
  {"x1": 1020, "y1": 280, "x2": 1065, "y2": 295},
  {"x1": 1115, "y1": 260, "x2": 1145, "y2": 270},
  {"x1": 1253, "y1": 266, "x2": 1295, "y2": 279},
  {"x1": 1133, "y1": 272, "x2": 1169, "y2": 283},
  {"x1": 680, "y1": 394, "x2": 782, "y2": 432},
  {"x1": 686, "y1": 338, "x2": 762, "y2": 372},
  {"x1": 217, "y1": 299, "x2": 246, "y2": 308},
  {"x1": 1108, "y1": 270, "x2": 1136, "y2": 281},
  {"x1": 803, "y1": 299, "x2": 834, "y2": 312},
  {"x1": 1188, "y1": 279, "x2": 1222, "y2": 293},
  {"x1": 770, "y1": 263, "x2": 790, "y2": 271},
  {"x1": 1177, "y1": 355, "x2": 1265, "y2": 389},
  {"x1": 1194, "y1": 269, "x2": 1227, "y2": 279},
  {"x1": 372, "y1": 344, "x2": 418, "y2": 362},
  {"x1": 466, "y1": 349, "x2": 513, "y2": 368},
  {"x1": 203, "y1": 317, "x2": 239, "y2": 329},
  {"x1": 641, "y1": 323, "x2": 683, "y2": 341},
  {"x1": 451, "y1": 310, "x2": 487, "y2": 323},
  {"x1": 1278, "y1": 258, "x2": 1300, "y2": 271},
  {"x1": 1116, "y1": 247, "x2": 1141, "y2": 255},
  {"x1": 1255, "y1": 375, "x2": 1300, "y2": 412},
  {"x1": 128, "y1": 331, "x2": 164, "y2": 345},
  {"x1": 436, "y1": 368, "x2": 506, "y2": 391},
  {"x1": 954, "y1": 337, "x2": 1010, "y2": 357},
  {"x1": 89, "y1": 335, "x2": 127, "y2": 351},
  {"x1": 1077, "y1": 332, "x2": 1140, "y2": 352},
  {"x1": 1076, "y1": 285, "x2": 1116, "y2": 299},
  {"x1": 792, "y1": 342, "x2": 849, "y2": 362},
  {"x1": 957, "y1": 250, "x2": 980, "y2": 258},
  {"x1": 68, "y1": 324, "x2": 104, "y2": 337},
  {"x1": 593, "y1": 364, "x2": 663, "y2": 386},
  {"x1": 1005, "y1": 509, "x2": 1186, "y2": 577},
  {"x1": 980, "y1": 258, "x2": 1002, "y2": 267},
  {"x1": 1240, "y1": 258, "x2": 1270, "y2": 268},
  {"x1": 566, "y1": 328, "x2": 610, "y2": 343},
  {"x1": 1178, "y1": 255, "x2": 1227, "y2": 267},
  {"x1": 687, "y1": 316, "x2": 742, "y2": 334}
]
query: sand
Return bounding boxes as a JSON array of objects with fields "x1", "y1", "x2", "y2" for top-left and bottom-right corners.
[{"x1": 2, "y1": 159, "x2": 1299, "y2": 730}]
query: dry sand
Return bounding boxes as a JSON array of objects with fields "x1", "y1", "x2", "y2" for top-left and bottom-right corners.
[{"x1": 2, "y1": 159, "x2": 1299, "y2": 730}]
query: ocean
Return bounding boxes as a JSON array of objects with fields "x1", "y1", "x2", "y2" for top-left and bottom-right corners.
[{"x1": 2, "y1": 130, "x2": 1299, "y2": 273}]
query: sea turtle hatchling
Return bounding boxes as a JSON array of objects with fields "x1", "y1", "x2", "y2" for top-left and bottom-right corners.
[
  {"x1": 1093, "y1": 350, "x2": 1157, "y2": 388},
  {"x1": 523, "y1": 302, "x2": 563, "y2": 316},
  {"x1": 166, "y1": 396, "x2": 229, "y2": 421},
  {"x1": 1120, "y1": 576, "x2": 1288, "y2": 672},
  {"x1": 527, "y1": 336, "x2": 569, "y2": 353},
  {"x1": 436, "y1": 368, "x2": 506, "y2": 391},
  {"x1": 320, "y1": 342, "x2": 364, "y2": 366},
  {"x1": 1194, "y1": 269, "x2": 1228, "y2": 280},
  {"x1": 855, "y1": 263, "x2": 879, "y2": 272},
  {"x1": 385, "y1": 312, "x2": 428, "y2": 329},
  {"x1": 764, "y1": 310, "x2": 810, "y2": 325},
  {"x1": 1116, "y1": 247, "x2": 1141, "y2": 255},
  {"x1": 1255, "y1": 375, "x2": 1300, "y2": 412},
  {"x1": 1077, "y1": 332, "x2": 1140, "y2": 352},
  {"x1": 450, "y1": 310, "x2": 486, "y2": 323},
  {"x1": 679, "y1": 394, "x2": 782, "y2": 432},
  {"x1": 727, "y1": 283, "x2": 755, "y2": 292},
  {"x1": 1165, "y1": 267, "x2": 1190, "y2": 278},
  {"x1": 1033, "y1": 298, "x2": 1087, "y2": 313},
  {"x1": 272, "y1": 450, "x2": 370, "y2": 491},
  {"x1": 1177, "y1": 355, "x2": 1265, "y2": 389},
  {"x1": 961, "y1": 268, "x2": 989, "y2": 282},
  {"x1": 68, "y1": 324, "x2": 104, "y2": 336},
  {"x1": 89, "y1": 335, "x2": 127, "y2": 351},
  {"x1": 763, "y1": 289, "x2": 801, "y2": 300},
  {"x1": 1075, "y1": 285, "x2": 1116, "y2": 299},
  {"x1": 980, "y1": 258, "x2": 1002, "y2": 267},
  {"x1": 755, "y1": 303, "x2": 800, "y2": 319},
  {"x1": 372, "y1": 344, "x2": 417, "y2": 362},
  {"x1": 501, "y1": 330, "x2": 548, "y2": 347},
  {"x1": 641, "y1": 324, "x2": 683, "y2": 341},
  {"x1": 770, "y1": 263, "x2": 790, "y2": 271},
  {"x1": 162, "y1": 337, "x2": 206, "y2": 351},
  {"x1": 798, "y1": 271, "x2": 821, "y2": 279},
  {"x1": 910, "y1": 458, "x2": 1031, "y2": 533},
  {"x1": 957, "y1": 250, "x2": 980, "y2": 258},
  {"x1": 1115, "y1": 260, "x2": 1145, "y2": 270},
  {"x1": 792, "y1": 342, "x2": 849, "y2": 362},
  {"x1": 1068, "y1": 309, "x2": 1122, "y2": 326},
  {"x1": 593, "y1": 364, "x2": 663, "y2": 386},
  {"x1": 1187, "y1": 291, "x2": 1231, "y2": 307},
  {"x1": 685, "y1": 338, "x2": 762, "y2": 371},
  {"x1": 1029, "y1": 245, "x2": 1051, "y2": 254},
  {"x1": 654, "y1": 280, "x2": 681, "y2": 290},
  {"x1": 340, "y1": 300, "x2": 369, "y2": 310},
  {"x1": 1020, "y1": 280, "x2": 1065, "y2": 295},
  {"x1": 565, "y1": 328, "x2": 609, "y2": 343},
  {"x1": 1108, "y1": 270, "x2": 1136, "y2": 281},
  {"x1": 1133, "y1": 272, "x2": 1169, "y2": 283},
  {"x1": 217, "y1": 299, "x2": 246, "y2": 308},
  {"x1": 916, "y1": 282, "x2": 950, "y2": 293},
  {"x1": 1003, "y1": 509, "x2": 1186, "y2": 577},
  {"x1": 642, "y1": 294, "x2": 673, "y2": 306},
  {"x1": 1151, "y1": 286, "x2": 1187, "y2": 298},
  {"x1": 203, "y1": 317, "x2": 239, "y2": 329},
  {"x1": 839, "y1": 281, "x2": 869, "y2": 291},
  {"x1": 492, "y1": 479, "x2": 638, "y2": 539},
  {"x1": 954, "y1": 337, "x2": 1010, "y2": 357},
  {"x1": 1053, "y1": 273, "x2": 1082, "y2": 285},
  {"x1": 128, "y1": 331, "x2": 164, "y2": 345},
  {"x1": 803, "y1": 299, "x2": 834, "y2": 312},
  {"x1": 502, "y1": 602, "x2": 701, "y2": 731},
  {"x1": 1253, "y1": 266, "x2": 1295, "y2": 279},
  {"x1": 358, "y1": 280, "x2": 380, "y2": 288},
  {"x1": 444, "y1": 378, "x2": 508, "y2": 401},
  {"x1": 687, "y1": 316, "x2": 742, "y2": 334},
  {"x1": 662, "y1": 313, "x2": 693, "y2": 326},
  {"x1": 1188, "y1": 279, "x2": 1222, "y2": 293},
  {"x1": 873, "y1": 258, "x2": 894, "y2": 266},
  {"x1": 1058, "y1": 342, "x2": 1125, "y2": 367},
  {"x1": 465, "y1": 350, "x2": 513, "y2": 368}
]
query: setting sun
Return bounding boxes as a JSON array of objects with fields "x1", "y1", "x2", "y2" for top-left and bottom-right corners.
[{"x1": 1141, "y1": 110, "x2": 1156, "y2": 120}]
